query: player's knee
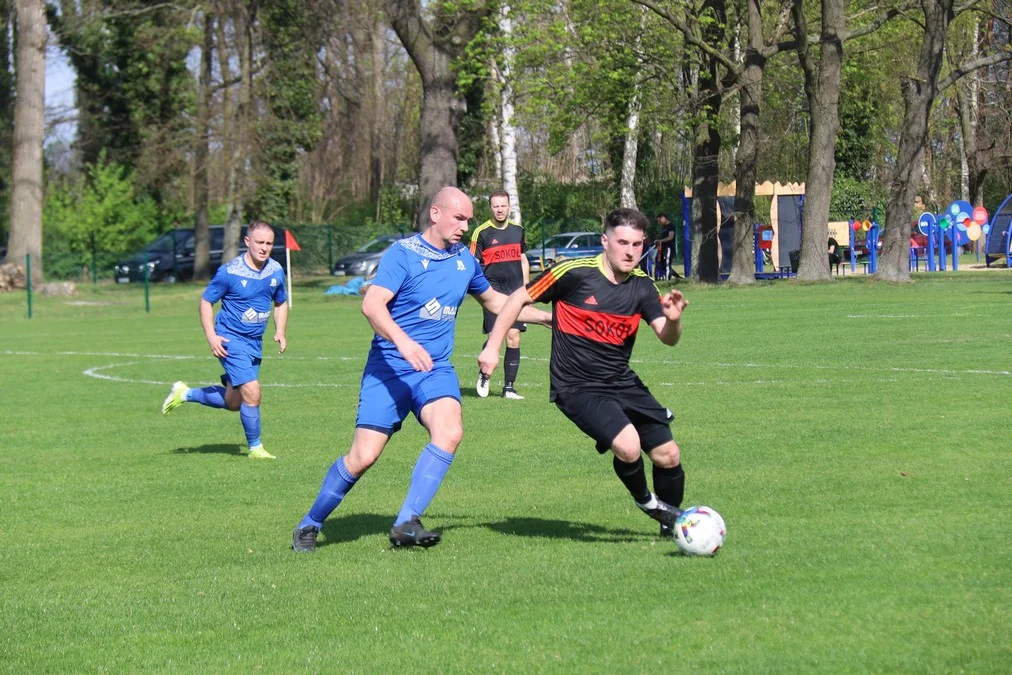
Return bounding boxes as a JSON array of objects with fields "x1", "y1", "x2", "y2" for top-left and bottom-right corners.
[
  {"x1": 648, "y1": 441, "x2": 680, "y2": 468},
  {"x1": 432, "y1": 421, "x2": 464, "y2": 452},
  {"x1": 506, "y1": 330, "x2": 521, "y2": 348},
  {"x1": 241, "y1": 382, "x2": 261, "y2": 407},
  {"x1": 224, "y1": 388, "x2": 242, "y2": 411}
]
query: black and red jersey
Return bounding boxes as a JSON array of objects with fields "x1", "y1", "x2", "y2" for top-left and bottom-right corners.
[
  {"x1": 527, "y1": 254, "x2": 664, "y2": 400},
  {"x1": 469, "y1": 220, "x2": 528, "y2": 293}
]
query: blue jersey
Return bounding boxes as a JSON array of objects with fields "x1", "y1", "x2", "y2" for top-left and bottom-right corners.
[
  {"x1": 368, "y1": 234, "x2": 490, "y2": 370},
  {"x1": 202, "y1": 255, "x2": 287, "y2": 344}
]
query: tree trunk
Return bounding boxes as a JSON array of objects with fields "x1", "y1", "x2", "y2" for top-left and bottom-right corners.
[
  {"x1": 192, "y1": 12, "x2": 213, "y2": 280},
  {"x1": 8, "y1": 0, "x2": 45, "y2": 285},
  {"x1": 689, "y1": 0, "x2": 724, "y2": 283},
  {"x1": 217, "y1": 3, "x2": 241, "y2": 263},
  {"x1": 793, "y1": 0, "x2": 844, "y2": 281},
  {"x1": 385, "y1": 1, "x2": 482, "y2": 228},
  {"x1": 877, "y1": 0, "x2": 953, "y2": 282},
  {"x1": 726, "y1": 0, "x2": 765, "y2": 285},
  {"x1": 498, "y1": 4, "x2": 521, "y2": 224},
  {"x1": 619, "y1": 92, "x2": 641, "y2": 211}
]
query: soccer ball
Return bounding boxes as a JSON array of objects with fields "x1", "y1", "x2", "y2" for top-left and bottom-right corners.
[{"x1": 673, "y1": 506, "x2": 726, "y2": 556}]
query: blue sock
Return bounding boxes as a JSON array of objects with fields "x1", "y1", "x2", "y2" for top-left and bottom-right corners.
[
  {"x1": 300, "y1": 457, "x2": 358, "y2": 529},
  {"x1": 394, "y1": 444, "x2": 455, "y2": 526},
  {"x1": 186, "y1": 386, "x2": 227, "y2": 409},
  {"x1": 239, "y1": 403, "x2": 261, "y2": 448}
]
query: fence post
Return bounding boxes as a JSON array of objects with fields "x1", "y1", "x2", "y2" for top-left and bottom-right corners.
[
  {"x1": 90, "y1": 231, "x2": 98, "y2": 284},
  {"x1": 172, "y1": 228, "x2": 179, "y2": 280},
  {"x1": 327, "y1": 225, "x2": 333, "y2": 270},
  {"x1": 143, "y1": 251, "x2": 150, "y2": 313},
  {"x1": 26, "y1": 254, "x2": 33, "y2": 319}
]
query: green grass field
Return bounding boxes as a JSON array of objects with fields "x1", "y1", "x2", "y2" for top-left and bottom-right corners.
[{"x1": 1, "y1": 272, "x2": 1010, "y2": 672}]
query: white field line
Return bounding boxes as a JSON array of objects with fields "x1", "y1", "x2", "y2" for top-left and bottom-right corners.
[{"x1": 3, "y1": 350, "x2": 1008, "y2": 389}]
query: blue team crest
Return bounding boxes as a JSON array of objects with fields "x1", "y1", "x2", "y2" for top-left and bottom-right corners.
[
  {"x1": 456, "y1": 260, "x2": 466, "y2": 271},
  {"x1": 270, "y1": 278, "x2": 277, "y2": 287}
]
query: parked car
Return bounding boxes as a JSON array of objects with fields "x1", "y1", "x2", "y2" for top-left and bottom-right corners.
[
  {"x1": 331, "y1": 233, "x2": 412, "y2": 277},
  {"x1": 526, "y1": 231, "x2": 603, "y2": 272},
  {"x1": 114, "y1": 225, "x2": 286, "y2": 283}
]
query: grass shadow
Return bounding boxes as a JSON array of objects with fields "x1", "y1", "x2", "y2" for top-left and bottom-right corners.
[
  {"x1": 319, "y1": 512, "x2": 397, "y2": 547},
  {"x1": 171, "y1": 443, "x2": 244, "y2": 456},
  {"x1": 479, "y1": 516, "x2": 651, "y2": 544}
]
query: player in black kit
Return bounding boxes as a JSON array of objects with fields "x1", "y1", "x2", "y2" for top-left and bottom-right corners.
[
  {"x1": 478, "y1": 208, "x2": 690, "y2": 535},
  {"x1": 469, "y1": 190, "x2": 529, "y2": 399}
]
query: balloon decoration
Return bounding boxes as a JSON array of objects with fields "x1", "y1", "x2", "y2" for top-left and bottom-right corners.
[
  {"x1": 967, "y1": 223, "x2": 983, "y2": 242},
  {"x1": 972, "y1": 206, "x2": 989, "y2": 225},
  {"x1": 862, "y1": 219, "x2": 872, "y2": 232},
  {"x1": 850, "y1": 219, "x2": 862, "y2": 232}
]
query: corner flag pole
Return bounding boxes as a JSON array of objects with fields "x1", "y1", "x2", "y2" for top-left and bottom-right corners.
[
  {"x1": 286, "y1": 246, "x2": 293, "y2": 307},
  {"x1": 284, "y1": 229, "x2": 301, "y2": 308}
]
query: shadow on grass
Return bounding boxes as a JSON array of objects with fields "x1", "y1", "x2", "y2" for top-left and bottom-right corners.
[
  {"x1": 319, "y1": 512, "x2": 397, "y2": 548},
  {"x1": 478, "y1": 516, "x2": 650, "y2": 544},
  {"x1": 171, "y1": 443, "x2": 244, "y2": 456}
]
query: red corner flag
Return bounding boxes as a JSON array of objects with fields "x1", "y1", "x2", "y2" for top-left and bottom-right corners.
[{"x1": 285, "y1": 229, "x2": 301, "y2": 251}]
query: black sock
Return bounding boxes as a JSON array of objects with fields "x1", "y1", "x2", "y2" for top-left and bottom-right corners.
[
  {"x1": 613, "y1": 456, "x2": 651, "y2": 504},
  {"x1": 504, "y1": 347, "x2": 520, "y2": 388},
  {"x1": 653, "y1": 463, "x2": 685, "y2": 508}
]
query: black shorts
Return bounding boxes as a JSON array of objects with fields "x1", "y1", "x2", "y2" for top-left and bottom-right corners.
[
  {"x1": 482, "y1": 307, "x2": 527, "y2": 335},
  {"x1": 554, "y1": 383, "x2": 674, "y2": 454}
]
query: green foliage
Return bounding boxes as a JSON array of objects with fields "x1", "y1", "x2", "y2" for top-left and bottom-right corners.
[
  {"x1": 43, "y1": 156, "x2": 160, "y2": 278},
  {"x1": 829, "y1": 176, "x2": 887, "y2": 220},
  {"x1": 48, "y1": 3, "x2": 196, "y2": 203},
  {"x1": 250, "y1": 1, "x2": 323, "y2": 222}
]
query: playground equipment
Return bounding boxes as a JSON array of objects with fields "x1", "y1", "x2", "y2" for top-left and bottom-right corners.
[
  {"x1": 984, "y1": 193, "x2": 1012, "y2": 268},
  {"x1": 916, "y1": 200, "x2": 988, "y2": 272},
  {"x1": 681, "y1": 181, "x2": 805, "y2": 278}
]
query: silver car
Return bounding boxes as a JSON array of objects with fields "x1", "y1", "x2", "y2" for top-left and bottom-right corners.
[{"x1": 526, "y1": 231, "x2": 603, "y2": 272}]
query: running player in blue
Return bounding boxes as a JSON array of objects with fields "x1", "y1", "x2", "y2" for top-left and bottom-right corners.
[
  {"x1": 292, "y1": 187, "x2": 551, "y2": 551},
  {"x1": 161, "y1": 220, "x2": 288, "y2": 460}
]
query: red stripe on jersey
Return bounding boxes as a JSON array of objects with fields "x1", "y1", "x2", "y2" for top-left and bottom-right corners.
[
  {"x1": 528, "y1": 269, "x2": 558, "y2": 301},
  {"x1": 481, "y1": 242, "x2": 522, "y2": 266},
  {"x1": 556, "y1": 300, "x2": 641, "y2": 345}
]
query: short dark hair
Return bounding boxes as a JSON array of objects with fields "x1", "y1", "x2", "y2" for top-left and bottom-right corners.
[
  {"x1": 488, "y1": 190, "x2": 509, "y2": 204},
  {"x1": 247, "y1": 219, "x2": 273, "y2": 235},
  {"x1": 604, "y1": 208, "x2": 649, "y2": 232},
  {"x1": 657, "y1": 212, "x2": 669, "y2": 220}
]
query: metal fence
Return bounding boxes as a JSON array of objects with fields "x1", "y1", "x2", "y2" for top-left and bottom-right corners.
[{"x1": 40, "y1": 217, "x2": 611, "y2": 282}]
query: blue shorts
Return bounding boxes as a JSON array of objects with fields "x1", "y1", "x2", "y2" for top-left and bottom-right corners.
[
  {"x1": 355, "y1": 361, "x2": 461, "y2": 435},
  {"x1": 217, "y1": 336, "x2": 262, "y2": 388}
]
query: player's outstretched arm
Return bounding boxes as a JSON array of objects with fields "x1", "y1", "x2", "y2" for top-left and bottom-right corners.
[
  {"x1": 361, "y1": 285, "x2": 433, "y2": 372},
  {"x1": 651, "y1": 290, "x2": 689, "y2": 346},
  {"x1": 273, "y1": 301, "x2": 288, "y2": 354},
  {"x1": 199, "y1": 297, "x2": 229, "y2": 357},
  {"x1": 477, "y1": 286, "x2": 539, "y2": 377}
]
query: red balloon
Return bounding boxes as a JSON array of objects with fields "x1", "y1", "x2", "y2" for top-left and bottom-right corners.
[{"x1": 972, "y1": 206, "x2": 988, "y2": 225}]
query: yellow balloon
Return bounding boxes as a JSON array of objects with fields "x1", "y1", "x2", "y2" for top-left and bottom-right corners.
[{"x1": 967, "y1": 223, "x2": 982, "y2": 242}]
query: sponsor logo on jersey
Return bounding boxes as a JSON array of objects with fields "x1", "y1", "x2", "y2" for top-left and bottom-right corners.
[
  {"x1": 241, "y1": 280, "x2": 248, "y2": 287},
  {"x1": 418, "y1": 297, "x2": 457, "y2": 321},
  {"x1": 481, "y1": 243, "x2": 522, "y2": 266},
  {"x1": 491, "y1": 238, "x2": 499, "y2": 244},
  {"x1": 555, "y1": 301, "x2": 640, "y2": 345},
  {"x1": 242, "y1": 307, "x2": 271, "y2": 324},
  {"x1": 422, "y1": 259, "x2": 430, "y2": 270},
  {"x1": 585, "y1": 295, "x2": 598, "y2": 305}
]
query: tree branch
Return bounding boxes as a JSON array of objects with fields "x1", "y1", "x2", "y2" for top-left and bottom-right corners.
[
  {"x1": 632, "y1": 0, "x2": 741, "y2": 76},
  {"x1": 938, "y1": 49, "x2": 1012, "y2": 92}
]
